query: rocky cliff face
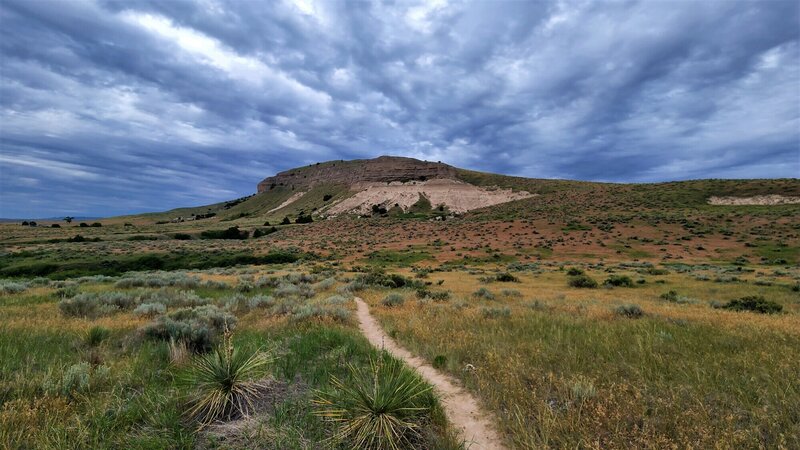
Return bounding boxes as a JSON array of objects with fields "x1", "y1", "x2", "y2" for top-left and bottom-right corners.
[{"x1": 257, "y1": 156, "x2": 458, "y2": 192}]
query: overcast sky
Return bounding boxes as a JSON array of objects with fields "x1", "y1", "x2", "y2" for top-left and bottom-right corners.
[{"x1": 1, "y1": 0, "x2": 798, "y2": 217}]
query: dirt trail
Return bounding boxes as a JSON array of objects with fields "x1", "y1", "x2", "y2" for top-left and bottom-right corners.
[{"x1": 353, "y1": 298, "x2": 506, "y2": 450}]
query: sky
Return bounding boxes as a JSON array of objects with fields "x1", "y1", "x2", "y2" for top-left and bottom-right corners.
[{"x1": 0, "y1": 0, "x2": 798, "y2": 218}]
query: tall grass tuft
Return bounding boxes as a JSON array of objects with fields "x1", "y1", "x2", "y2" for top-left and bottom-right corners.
[
  {"x1": 314, "y1": 355, "x2": 432, "y2": 450},
  {"x1": 85, "y1": 326, "x2": 110, "y2": 347},
  {"x1": 182, "y1": 330, "x2": 272, "y2": 426}
]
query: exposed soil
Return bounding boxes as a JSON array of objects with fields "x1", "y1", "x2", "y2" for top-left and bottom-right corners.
[
  {"x1": 708, "y1": 195, "x2": 800, "y2": 205},
  {"x1": 354, "y1": 297, "x2": 506, "y2": 450},
  {"x1": 267, "y1": 191, "x2": 306, "y2": 214},
  {"x1": 327, "y1": 179, "x2": 533, "y2": 215},
  {"x1": 197, "y1": 377, "x2": 307, "y2": 449}
]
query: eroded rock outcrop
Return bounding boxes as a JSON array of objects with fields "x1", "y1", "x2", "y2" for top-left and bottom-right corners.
[
  {"x1": 257, "y1": 156, "x2": 457, "y2": 192},
  {"x1": 325, "y1": 179, "x2": 534, "y2": 215}
]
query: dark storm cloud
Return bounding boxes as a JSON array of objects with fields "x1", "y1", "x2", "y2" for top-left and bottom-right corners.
[{"x1": 1, "y1": 0, "x2": 798, "y2": 217}]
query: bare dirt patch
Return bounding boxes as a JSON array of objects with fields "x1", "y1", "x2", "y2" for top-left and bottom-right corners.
[
  {"x1": 326, "y1": 179, "x2": 533, "y2": 215},
  {"x1": 708, "y1": 195, "x2": 800, "y2": 205},
  {"x1": 266, "y1": 191, "x2": 306, "y2": 214},
  {"x1": 197, "y1": 377, "x2": 307, "y2": 449},
  {"x1": 354, "y1": 297, "x2": 506, "y2": 450}
]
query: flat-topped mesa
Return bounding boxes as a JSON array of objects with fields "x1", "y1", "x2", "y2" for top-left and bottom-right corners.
[{"x1": 257, "y1": 155, "x2": 458, "y2": 192}]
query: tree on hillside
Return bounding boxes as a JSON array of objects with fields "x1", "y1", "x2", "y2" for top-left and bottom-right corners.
[{"x1": 63, "y1": 216, "x2": 74, "y2": 224}]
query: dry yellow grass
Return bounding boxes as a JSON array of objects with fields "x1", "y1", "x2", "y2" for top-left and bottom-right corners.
[{"x1": 360, "y1": 267, "x2": 800, "y2": 448}]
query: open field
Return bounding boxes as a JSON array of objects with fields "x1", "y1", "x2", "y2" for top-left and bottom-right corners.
[
  {"x1": 2, "y1": 177, "x2": 799, "y2": 449},
  {"x1": 0, "y1": 265, "x2": 461, "y2": 449}
]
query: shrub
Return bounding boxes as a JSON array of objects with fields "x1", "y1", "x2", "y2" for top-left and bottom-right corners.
[
  {"x1": 173, "y1": 233, "x2": 192, "y2": 240},
  {"x1": 143, "y1": 305, "x2": 236, "y2": 352},
  {"x1": 614, "y1": 304, "x2": 644, "y2": 318},
  {"x1": 604, "y1": 275, "x2": 633, "y2": 287},
  {"x1": 660, "y1": 290, "x2": 678, "y2": 302},
  {"x1": 472, "y1": 287, "x2": 495, "y2": 300},
  {"x1": 1, "y1": 280, "x2": 29, "y2": 295},
  {"x1": 274, "y1": 282, "x2": 315, "y2": 299},
  {"x1": 500, "y1": 289, "x2": 522, "y2": 298},
  {"x1": 183, "y1": 333, "x2": 271, "y2": 425},
  {"x1": 416, "y1": 289, "x2": 451, "y2": 301},
  {"x1": 255, "y1": 276, "x2": 280, "y2": 289},
  {"x1": 314, "y1": 356, "x2": 432, "y2": 449},
  {"x1": 290, "y1": 305, "x2": 351, "y2": 323},
  {"x1": 134, "y1": 302, "x2": 167, "y2": 317},
  {"x1": 295, "y1": 214, "x2": 313, "y2": 224},
  {"x1": 115, "y1": 272, "x2": 201, "y2": 289},
  {"x1": 200, "y1": 226, "x2": 249, "y2": 240},
  {"x1": 90, "y1": 222, "x2": 102, "y2": 227},
  {"x1": 566, "y1": 267, "x2": 584, "y2": 276},
  {"x1": 253, "y1": 226, "x2": 278, "y2": 238},
  {"x1": 719, "y1": 296, "x2": 783, "y2": 314},
  {"x1": 314, "y1": 277, "x2": 337, "y2": 290},
  {"x1": 323, "y1": 194, "x2": 333, "y2": 201},
  {"x1": 281, "y1": 216, "x2": 291, "y2": 225},
  {"x1": 481, "y1": 306, "x2": 511, "y2": 318},
  {"x1": 59, "y1": 293, "x2": 120, "y2": 318},
  {"x1": 381, "y1": 293, "x2": 405, "y2": 307},
  {"x1": 568, "y1": 275, "x2": 598, "y2": 288},
  {"x1": 495, "y1": 272, "x2": 519, "y2": 282},
  {"x1": 323, "y1": 295, "x2": 349, "y2": 306},
  {"x1": 356, "y1": 271, "x2": 421, "y2": 289},
  {"x1": 247, "y1": 295, "x2": 274, "y2": 309}
]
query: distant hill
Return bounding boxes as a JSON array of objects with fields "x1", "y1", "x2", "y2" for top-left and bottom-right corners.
[
  {"x1": 119, "y1": 155, "x2": 800, "y2": 225},
  {"x1": 0, "y1": 217, "x2": 100, "y2": 223}
]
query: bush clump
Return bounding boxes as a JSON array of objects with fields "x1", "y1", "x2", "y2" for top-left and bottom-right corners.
[
  {"x1": 200, "y1": 226, "x2": 249, "y2": 240},
  {"x1": 134, "y1": 302, "x2": 167, "y2": 317},
  {"x1": 481, "y1": 306, "x2": 511, "y2": 319},
  {"x1": 604, "y1": 275, "x2": 633, "y2": 287},
  {"x1": 1, "y1": 280, "x2": 29, "y2": 295},
  {"x1": 142, "y1": 305, "x2": 236, "y2": 352},
  {"x1": 356, "y1": 270, "x2": 421, "y2": 289},
  {"x1": 718, "y1": 296, "x2": 783, "y2": 314},
  {"x1": 252, "y1": 226, "x2": 278, "y2": 238},
  {"x1": 472, "y1": 287, "x2": 495, "y2": 300},
  {"x1": 381, "y1": 293, "x2": 405, "y2": 307},
  {"x1": 614, "y1": 304, "x2": 644, "y2": 318},
  {"x1": 568, "y1": 275, "x2": 598, "y2": 288},
  {"x1": 566, "y1": 267, "x2": 584, "y2": 276},
  {"x1": 495, "y1": 272, "x2": 519, "y2": 282}
]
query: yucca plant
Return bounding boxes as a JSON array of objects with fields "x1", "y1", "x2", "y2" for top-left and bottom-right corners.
[
  {"x1": 314, "y1": 355, "x2": 432, "y2": 450},
  {"x1": 182, "y1": 329, "x2": 271, "y2": 426}
]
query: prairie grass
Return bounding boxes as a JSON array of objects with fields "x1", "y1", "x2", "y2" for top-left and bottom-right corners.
[
  {"x1": 362, "y1": 266, "x2": 800, "y2": 448},
  {"x1": 0, "y1": 269, "x2": 459, "y2": 448}
]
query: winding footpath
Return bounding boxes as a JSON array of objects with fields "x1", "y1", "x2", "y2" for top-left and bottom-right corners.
[{"x1": 353, "y1": 298, "x2": 506, "y2": 450}]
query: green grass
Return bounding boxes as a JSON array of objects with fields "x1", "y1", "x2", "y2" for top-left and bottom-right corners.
[
  {"x1": 752, "y1": 241, "x2": 799, "y2": 264},
  {"x1": 364, "y1": 250, "x2": 433, "y2": 267},
  {"x1": 0, "y1": 250, "x2": 303, "y2": 278},
  {"x1": 0, "y1": 274, "x2": 460, "y2": 449}
]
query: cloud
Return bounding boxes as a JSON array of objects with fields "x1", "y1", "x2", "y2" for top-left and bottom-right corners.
[{"x1": 0, "y1": 0, "x2": 797, "y2": 217}]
